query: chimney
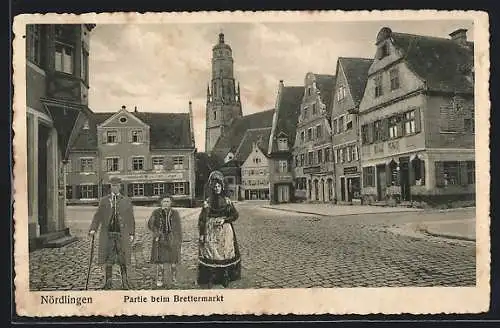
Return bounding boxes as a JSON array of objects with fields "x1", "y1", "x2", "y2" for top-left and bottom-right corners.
[
  {"x1": 121, "y1": 105, "x2": 126, "y2": 111},
  {"x1": 449, "y1": 28, "x2": 467, "y2": 45},
  {"x1": 134, "y1": 106, "x2": 138, "y2": 113}
]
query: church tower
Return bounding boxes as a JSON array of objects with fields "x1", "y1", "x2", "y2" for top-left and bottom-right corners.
[{"x1": 205, "y1": 32, "x2": 242, "y2": 152}]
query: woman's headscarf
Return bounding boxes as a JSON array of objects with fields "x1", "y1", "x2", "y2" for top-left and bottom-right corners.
[{"x1": 208, "y1": 170, "x2": 225, "y2": 192}]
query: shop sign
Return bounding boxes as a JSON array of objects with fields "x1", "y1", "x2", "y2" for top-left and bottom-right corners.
[
  {"x1": 303, "y1": 166, "x2": 321, "y2": 174},
  {"x1": 109, "y1": 172, "x2": 184, "y2": 182},
  {"x1": 343, "y1": 166, "x2": 358, "y2": 175}
]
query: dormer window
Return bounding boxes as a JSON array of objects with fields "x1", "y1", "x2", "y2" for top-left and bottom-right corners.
[
  {"x1": 119, "y1": 116, "x2": 128, "y2": 123},
  {"x1": 82, "y1": 119, "x2": 89, "y2": 130},
  {"x1": 337, "y1": 85, "x2": 346, "y2": 101},
  {"x1": 278, "y1": 137, "x2": 288, "y2": 151}
]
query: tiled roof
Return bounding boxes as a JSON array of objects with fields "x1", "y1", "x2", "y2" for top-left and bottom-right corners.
[
  {"x1": 313, "y1": 74, "x2": 336, "y2": 112},
  {"x1": 269, "y1": 86, "x2": 304, "y2": 154},
  {"x1": 338, "y1": 57, "x2": 374, "y2": 106},
  {"x1": 70, "y1": 110, "x2": 194, "y2": 151},
  {"x1": 391, "y1": 32, "x2": 474, "y2": 94},
  {"x1": 211, "y1": 109, "x2": 274, "y2": 162},
  {"x1": 234, "y1": 127, "x2": 272, "y2": 162}
]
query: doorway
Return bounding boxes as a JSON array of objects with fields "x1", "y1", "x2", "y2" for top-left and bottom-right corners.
[
  {"x1": 376, "y1": 164, "x2": 387, "y2": 201},
  {"x1": 340, "y1": 177, "x2": 346, "y2": 201},
  {"x1": 399, "y1": 157, "x2": 410, "y2": 201},
  {"x1": 38, "y1": 124, "x2": 50, "y2": 234},
  {"x1": 277, "y1": 185, "x2": 290, "y2": 203}
]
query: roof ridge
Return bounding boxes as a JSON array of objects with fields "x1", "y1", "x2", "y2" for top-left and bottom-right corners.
[
  {"x1": 245, "y1": 127, "x2": 272, "y2": 132},
  {"x1": 392, "y1": 31, "x2": 472, "y2": 45}
]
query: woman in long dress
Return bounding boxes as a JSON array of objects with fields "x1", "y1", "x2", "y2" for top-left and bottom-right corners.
[
  {"x1": 147, "y1": 194, "x2": 182, "y2": 287},
  {"x1": 197, "y1": 170, "x2": 241, "y2": 288}
]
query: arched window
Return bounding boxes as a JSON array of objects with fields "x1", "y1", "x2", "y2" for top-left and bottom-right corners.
[{"x1": 213, "y1": 111, "x2": 217, "y2": 120}]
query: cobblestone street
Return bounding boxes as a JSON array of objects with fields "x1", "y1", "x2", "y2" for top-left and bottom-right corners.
[{"x1": 29, "y1": 204, "x2": 476, "y2": 290}]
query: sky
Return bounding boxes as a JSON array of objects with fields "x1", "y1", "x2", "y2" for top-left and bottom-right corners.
[{"x1": 88, "y1": 20, "x2": 474, "y2": 152}]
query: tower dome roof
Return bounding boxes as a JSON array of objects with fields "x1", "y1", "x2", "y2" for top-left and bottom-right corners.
[{"x1": 212, "y1": 32, "x2": 232, "y2": 51}]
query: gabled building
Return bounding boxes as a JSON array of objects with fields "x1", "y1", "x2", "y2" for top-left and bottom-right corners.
[
  {"x1": 358, "y1": 27, "x2": 475, "y2": 205},
  {"x1": 268, "y1": 81, "x2": 305, "y2": 204},
  {"x1": 331, "y1": 57, "x2": 373, "y2": 204},
  {"x1": 26, "y1": 24, "x2": 95, "y2": 250},
  {"x1": 66, "y1": 103, "x2": 196, "y2": 207},
  {"x1": 292, "y1": 73, "x2": 336, "y2": 203},
  {"x1": 237, "y1": 128, "x2": 272, "y2": 200}
]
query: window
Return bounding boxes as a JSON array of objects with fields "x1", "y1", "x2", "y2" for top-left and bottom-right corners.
[
  {"x1": 346, "y1": 146, "x2": 352, "y2": 162},
  {"x1": 443, "y1": 161, "x2": 460, "y2": 185},
  {"x1": 80, "y1": 185, "x2": 95, "y2": 199},
  {"x1": 361, "y1": 124, "x2": 370, "y2": 144},
  {"x1": 332, "y1": 119, "x2": 338, "y2": 135},
  {"x1": 80, "y1": 158, "x2": 94, "y2": 172},
  {"x1": 173, "y1": 182, "x2": 186, "y2": 195},
  {"x1": 132, "y1": 183, "x2": 145, "y2": 196},
  {"x1": 337, "y1": 85, "x2": 346, "y2": 101},
  {"x1": 278, "y1": 160, "x2": 288, "y2": 173},
  {"x1": 131, "y1": 130, "x2": 143, "y2": 143},
  {"x1": 300, "y1": 131, "x2": 305, "y2": 143},
  {"x1": 316, "y1": 125, "x2": 322, "y2": 139},
  {"x1": 403, "y1": 110, "x2": 416, "y2": 135},
  {"x1": 388, "y1": 161, "x2": 399, "y2": 186},
  {"x1": 253, "y1": 157, "x2": 262, "y2": 164},
  {"x1": 363, "y1": 167, "x2": 375, "y2": 187},
  {"x1": 119, "y1": 117, "x2": 127, "y2": 123},
  {"x1": 389, "y1": 115, "x2": 401, "y2": 138},
  {"x1": 106, "y1": 158, "x2": 119, "y2": 172},
  {"x1": 300, "y1": 154, "x2": 305, "y2": 166},
  {"x1": 464, "y1": 117, "x2": 475, "y2": 133},
  {"x1": 338, "y1": 116, "x2": 345, "y2": 133},
  {"x1": 373, "y1": 120, "x2": 384, "y2": 142},
  {"x1": 173, "y1": 156, "x2": 184, "y2": 170},
  {"x1": 317, "y1": 149, "x2": 323, "y2": 163},
  {"x1": 467, "y1": 161, "x2": 475, "y2": 184},
  {"x1": 27, "y1": 25, "x2": 42, "y2": 66},
  {"x1": 333, "y1": 149, "x2": 338, "y2": 163},
  {"x1": 374, "y1": 75, "x2": 383, "y2": 97},
  {"x1": 66, "y1": 185, "x2": 73, "y2": 199},
  {"x1": 303, "y1": 107, "x2": 308, "y2": 120},
  {"x1": 308, "y1": 152, "x2": 314, "y2": 165},
  {"x1": 213, "y1": 111, "x2": 217, "y2": 120},
  {"x1": 325, "y1": 147, "x2": 331, "y2": 162},
  {"x1": 412, "y1": 158, "x2": 425, "y2": 186},
  {"x1": 132, "y1": 157, "x2": 144, "y2": 171},
  {"x1": 106, "y1": 130, "x2": 117, "y2": 143},
  {"x1": 295, "y1": 155, "x2": 299, "y2": 167},
  {"x1": 353, "y1": 146, "x2": 359, "y2": 161},
  {"x1": 312, "y1": 104, "x2": 317, "y2": 115},
  {"x1": 64, "y1": 160, "x2": 72, "y2": 173},
  {"x1": 341, "y1": 148, "x2": 346, "y2": 163},
  {"x1": 82, "y1": 119, "x2": 89, "y2": 130},
  {"x1": 153, "y1": 183, "x2": 164, "y2": 196},
  {"x1": 152, "y1": 157, "x2": 164, "y2": 170},
  {"x1": 278, "y1": 138, "x2": 288, "y2": 151},
  {"x1": 307, "y1": 128, "x2": 313, "y2": 141},
  {"x1": 390, "y1": 68, "x2": 400, "y2": 90},
  {"x1": 55, "y1": 42, "x2": 74, "y2": 74}
]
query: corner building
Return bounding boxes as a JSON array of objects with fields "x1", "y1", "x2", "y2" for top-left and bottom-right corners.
[
  {"x1": 358, "y1": 27, "x2": 475, "y2": 205},
  {"x1": 26, "y1": 24, "x2": 95, "y2": 250},
  {"x1": 67, "y1": 104, "x2": 196, "y2": 207}
]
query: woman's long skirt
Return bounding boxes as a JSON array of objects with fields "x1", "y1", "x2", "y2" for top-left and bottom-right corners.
[{"x1": 197, "y1": 218, "x2": 241, "y2": 285}]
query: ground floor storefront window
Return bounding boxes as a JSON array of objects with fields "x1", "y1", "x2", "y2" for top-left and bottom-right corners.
[{"x1": 244, "y1": 189, "x2": 269, "y2": 200}]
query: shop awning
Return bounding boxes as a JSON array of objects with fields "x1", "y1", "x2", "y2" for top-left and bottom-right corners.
[{"x1": 41, "y1": 98, "x2": 93, "y2": 160}]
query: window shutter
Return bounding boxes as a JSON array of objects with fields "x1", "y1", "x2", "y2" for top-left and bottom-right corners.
[
  {"x1": 76, "y1": 185, "x2": 81, "y2": 199},
  {"x1": 143, "y1": 157, "x2": 148, "y2": 171},
  {"x1": 127, "y1": 183, "x2": 133, "y2": 197},
  {"x1": 459, "y1": 161, "x2": 468, "y2": 186},
  {"x1": 165, "y1": 156, "x2": 173, "y2": 170},
  {"x1": 100, "y1": 159, "x2": 106, "y2": 172},
  {"x1": 382, "y1": 118, "x2": 389, "y2": 141},
  {"x1": 421, "y1": 160, "x2": 426, "y2": 185},
  {"x1": 117, "y1": 129, "x2": 122, "y2": 143},
  {"x1": 145, "y1": 183, "x2": 153, "y2": 197},
  {"x1": 102, "y1": 131, "x2": 107, "y2": 144},
  {"x1": 368, "y1": 123, "x2": 374, "y2": 144},
  {"x1": 414, "y1": 108, "x2": 422, "y2": 133},
  {"x1": 128, "y1": 156, "x2": 133, "y2": 171},
  {"x1": 128, "y1": 130, "x2": 133, "y2": 143},
  {"x1": 386, "y1": 164, "x2": 392, "y2": 187},
  {"x1": 409, "y1": 160, "x2": 416, "y2": 186},
  {"x1": 435, "y1": 162, "x2": 444, "y2": 187},
  {"x1": 118, "y1": 158, "x2": 124, "y2": 171},
  {"x1": 439, "y1": 106, "x2": 449, "y2": 132},
  {"x1": 92, "y1": 185, "x2": 98, "y2": 198},
  {"x1": 397, "y1": 115, "x2": 404, "y2": 137}
]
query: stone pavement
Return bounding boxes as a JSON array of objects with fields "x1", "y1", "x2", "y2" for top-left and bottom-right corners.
[
  {"x1": 262, "y1": 202, "x2": 423, "y2": 217},
  {"x1": 29, "y1": 204, "x2": 476, "y2": 290},
  {"x1": 420, "y1": 219, "x2": 476, "y2": 241}
]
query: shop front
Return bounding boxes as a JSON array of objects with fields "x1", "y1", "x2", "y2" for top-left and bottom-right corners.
[{"x1": 338, "y1": 165, "x2": 361, "y2": 204}]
